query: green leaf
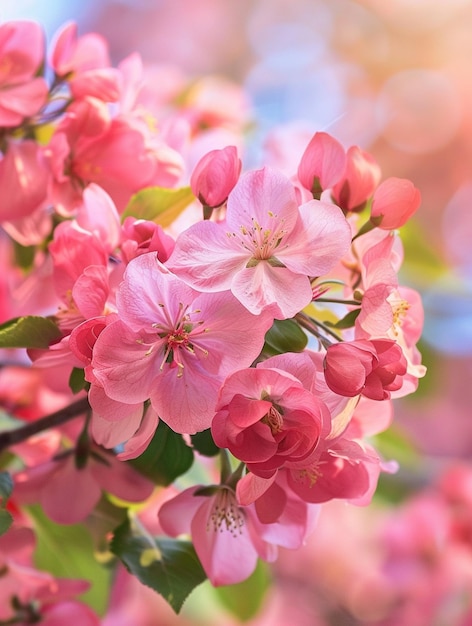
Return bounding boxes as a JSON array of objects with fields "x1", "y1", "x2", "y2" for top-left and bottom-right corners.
[
  {"x1": 130, "y1": 420, "x2": 194, "y2": 485},
  {"x1": 110, "y1": 518, "x2": 206, "y2": 613},
  {"x1": 263, "y1": 318, "x2": 308, "y2": 356},
  {"x1": 0, "y1": 508, "x2": 13, "y2": 536},
  {"x1": 13, "y1": 240, "x2": 36, "y2": 270},
  {"x1": 121, "y1": 186, "x2": 195, "y2": 228},
  {"x1": 190, "y1": 429, "x2": 220, "y2": 457},
  {"x1": 0, "y1": 316, "x2": 62, "y2": 349},
  {"x1": 214, "y1": 559, "x2": 271, "y2": 621},
  {"x1": 27, "y1": 504, "x2": 112, "y2": 615},
  {"x1": 0, "y1": 471, "x2": 13, "y2": 502},
  {"x1": 69, "y1": 367, "x2": 88, "y2": 394},
  {"x1": 325, "y1": 308, "x2": 361, "y2": 330}
]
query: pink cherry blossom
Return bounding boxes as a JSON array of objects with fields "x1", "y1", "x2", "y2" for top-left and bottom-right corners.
[
  {"x1": 371, "y1": 176, "x2": 421, "y2": 230},
  {"x1": 91, "y1": 253, "x2": 272, "y2": 433},
  {"x1": 323, "y1": 338, "x2": 408, "y2": 401},
  {"x1": 168, "y1": 166, "x2": 351, "y2": 318},
  {"x1": 297, "y1": 131, "x2": 346, "y2": 197},
  {"x1": 190, "y1": 145, "x2": 241, "y2": 208},
  {"x1": 158, "y1": 480, "x2": 316, "y2": 586},
  {"x1": 0, "y1": 21, "x2": 48, "y2": 126},
  {"x1": 331, "y1": 145, "x2": 381, "y2": 212},
  {"x1": 212, "y1": 366, "x2": 329, "y2": 474}
]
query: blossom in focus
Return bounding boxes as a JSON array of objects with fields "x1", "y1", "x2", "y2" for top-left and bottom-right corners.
[
  {"x1": 190, "y1": 145, "x2": 241, "y2": 208},
  {"x1": 91, "y1": 253, "x2": 272, "y2": 433},
  {"x1": 212, "y1": 365, "x2": 329, "y2": 474},
  {"x1": 370, "y1": 176, "x2": 422, "y2": 229},
  {"x1": 297, "y1": 131, "x2": 346, "y2": 198},
  {"x1": 331, "y1": 146, "x2": 381, "y2": 212},
  {"x1": 323, "y1": 338, "x2": 408, "y2": 401},
  {"x1": 168, "y1": 166, "x2": 351, "y2": 318}
]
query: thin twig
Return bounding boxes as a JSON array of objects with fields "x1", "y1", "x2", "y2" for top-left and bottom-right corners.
[{"x1": 0, "y1": 396, "x2": 90, "y2": 454}]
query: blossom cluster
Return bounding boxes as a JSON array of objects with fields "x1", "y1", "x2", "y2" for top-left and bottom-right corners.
[{"x1": 0, "y1": 18, "x2": 425, "y2": 618}]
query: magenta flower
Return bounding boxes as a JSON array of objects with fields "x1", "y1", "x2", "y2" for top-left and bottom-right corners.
[
  {"x1": 168, "y1": 166, "x2": 351, "y2": 318},
  {"x1": 91, "y1": 253, "x2": 272, "y2": 433}
]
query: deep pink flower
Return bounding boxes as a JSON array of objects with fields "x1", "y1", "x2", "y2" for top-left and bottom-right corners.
[
  {"x1": 331, "y1": 146, "x2": 381, "y2": 212},
  {"x1": 190, "y1": 145, "x2": 241, "y2": 207},
  {"x1": 120, "y1": 217, "x2": 175, "y2": 264},
  {"x1": 91, "y1": 253, "x2": 272, "y2": 433},
  {"x1": 371, "y1": 177, "x2": 421, "y2": 229},
  {"x1": 168, "y1": 166, "x2": 351, "y2": 318},
  {"x1": 297, "y1": 131, "x2": 346, "y2": 196},
  {"x1": 212, "y1": 366, "x2": 329, "y2": 474},
  {"x1": 324, "y1": 338, "x2": 408, "y2": 401}
]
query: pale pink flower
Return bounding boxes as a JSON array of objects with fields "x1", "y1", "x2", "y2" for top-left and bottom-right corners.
[
  {"x1": 13, "y1": 446, "x2": 154, "y2": 524},
  {"x1": 331, "y1": 146, "x2": 381, "y2": 212},
  {"x1": 168, "y1": 166, "x2": 351, "y2": 318},
  {"x1": 371, "y1": 177, "x2": 421, "y2": 229},
  {"x1": 91, "y1": 253, "x2": 272, "y2": 433},
  {"x1": 0, "y1": 21, "x2": 48, "y2": 126},
  {"x1": 158, "y1": 481, "x2": 316, "y2": 586},
  {"x1": 323, "y1": 338, "x2": 408, "y2": 401},
  {"x1": 297, "y1": 131, "x2": 346, "y2": 197},
  {"x1": 190, "y1": 145, "x2": 241, "y2": 208}
]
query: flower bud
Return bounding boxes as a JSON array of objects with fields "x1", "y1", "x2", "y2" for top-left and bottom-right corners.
[
  {"x1": 371, "y1": 177, "x2": 421, "y2": 229},
  {"x1": 190, "y1": 145, "x2": 241, "y2": 208},
  {"x1": 297, "y1": 131, "x2": 346, "y2": 198}
]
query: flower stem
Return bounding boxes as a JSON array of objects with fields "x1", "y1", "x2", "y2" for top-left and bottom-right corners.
[{"x1": 0, "y1": 396, "x2": 90, "y2": 454}]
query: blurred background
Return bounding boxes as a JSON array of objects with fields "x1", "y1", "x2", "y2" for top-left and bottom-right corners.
[{"x1": 2, "y1": 1, "x2": 472, "y2": 624}]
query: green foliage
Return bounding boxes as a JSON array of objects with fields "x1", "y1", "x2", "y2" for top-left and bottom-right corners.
[
  {"x1": 325, "y1": 308, "x2": 361, "y2": 329},
  {"x1": 0, "y1": 471, "x2": 13, "y2": 536},
  {"x1": 28, "y1": 504, "x2": 113, "y2": 615},
  {"x1": 0, "y1": 316, "x2": 62, "y2": 349},
  {"x1": 263, "y1": 318, "x2": 308, "y2": 356},
  {"x1": 191, "y1": 428, "x2": 220, "y2": 457},
  {"x1": 121, "y1": 186, "x2": 195, "y2": 228},
  {"x1": 68, "y1": 367, "x2": 88, "y2": 394},
  {"x1": 110, "y1": 517, "x2": 207, "y2": 613},
  {"x1": 214, "y1": 559, "x2": 271, "y2": 621},
  {"x1": 0, "y1": 508, "x2": 13, "y2": 535},
  {"x1": 130, "y1": 420, "x2": 194, "y2": 485}
]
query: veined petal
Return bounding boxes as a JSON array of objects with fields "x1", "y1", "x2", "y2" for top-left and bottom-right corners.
[
  {"x1": 279, "y1": 200, "x2": 351, "y2": 275},
  {"x1": 117, "y1": 254, "x2": 198, "y2": 331},
  {"x1": 92, "y1": 321, "x2": 163, "y2": 403},
  {"x1": 231, "y1": 262, "x2": 312, "y2": 318},
  {"x1": 226, "y1": 166, "x2": 299, "y2": 235},
  {"x1": 167, "y1": 220, "x2": 248, "y2": 291}
]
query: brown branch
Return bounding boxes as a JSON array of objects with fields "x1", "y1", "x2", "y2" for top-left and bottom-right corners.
[{"x1": 0, "y1": 396, "x2": 91, "y2": 454}]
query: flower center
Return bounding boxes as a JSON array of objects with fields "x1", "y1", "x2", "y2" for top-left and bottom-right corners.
[
  {"x1": 261, "y1": 405, "x2": 284, "y2": 434},
  {"x1": 152, "y1": 302, "x2": 208, "y2": 377},
  {"x1": 226, "y1": 212, "x2": 289, "y2": 265},
  {"x1": 207, "y1": 489, "x2": 245, "y2": 537}
]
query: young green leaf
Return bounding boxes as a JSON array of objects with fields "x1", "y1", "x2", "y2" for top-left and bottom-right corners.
[
  {"x1": 121, "y1": 186, "x2": 195, "y2": 228},
  {"x1": 130, "y1": 421, "x2": 194, "y2": 485},
  {"x1": 214, "y1": 559, "x2": 271, "y2": 621},
  {"x1": 263, "y1": 318, "x2": 308, "y2": 356},
  {"x1": 110, "y1": 518, "x2": 206, "y2": 613},
  {"x1": 190, "y1": 429, "x2": 220, "y2": 457},
  {"x1": 0, "y1": 316, "x2": 62, "y2": 349}
]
